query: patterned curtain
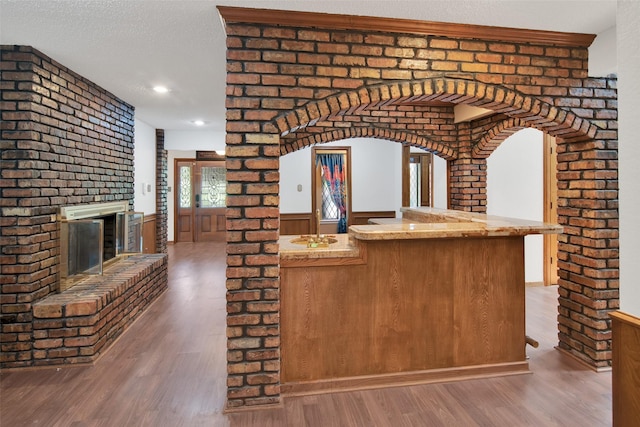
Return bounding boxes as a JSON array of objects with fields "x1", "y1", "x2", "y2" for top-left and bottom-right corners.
[{"x1": 316, "y1": 153, "x2": 348, "y2": 233}]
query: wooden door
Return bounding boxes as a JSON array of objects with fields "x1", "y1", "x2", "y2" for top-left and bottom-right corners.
[
  {"x1": 175, "y1": 160, "x2": 195, "y2": 242},
  {"x1": 175, "y1": 159, "x2": 226, "y2": 242},
  {"x1": 194, "y1": 161, "x2": 226, "y2": 242}
]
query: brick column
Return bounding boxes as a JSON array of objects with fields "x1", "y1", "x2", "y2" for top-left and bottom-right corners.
[
  {"x1": 155, "y1": 129, "x2": 168, "y2": 254},
  {"x1": 448, "y1": 156, "x2": 487, "y2": 213},
  {"x1": 556, "y1": 135, "x2": 619, "y2": 368},
  {"x1": 225, "y1": 133, "x2": 281, "y2": 408}
]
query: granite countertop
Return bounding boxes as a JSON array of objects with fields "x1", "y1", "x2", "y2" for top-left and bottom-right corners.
[
  {"x1": 279, "y1": 233, "x2": 360, "y2": 259},
  {"x1": 351, "y1": 207, "x2": 564, "y2": 241},
  {"x1": 278, "y1": 208, "x2": 564, "y2": 255}
]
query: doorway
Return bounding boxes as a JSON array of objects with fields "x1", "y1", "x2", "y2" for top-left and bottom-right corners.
[
  {"x1": 174, "y1": 159, "x2": 226, "y2": 242},
  {"x1": 402, "y1": 146, "x2": 433, "y2": 207}
]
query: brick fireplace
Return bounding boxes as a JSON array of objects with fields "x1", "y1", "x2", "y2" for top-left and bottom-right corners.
[{"x1": 0, "y1": 45, "x2": 168, "y2": 367}]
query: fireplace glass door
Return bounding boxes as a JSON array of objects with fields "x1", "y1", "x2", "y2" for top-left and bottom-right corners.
[
  {"x1": 61, "y1": 219, "x2": 104, "y2": 278},
  {"x1": 116, "y1": 211, "x2": 144, "y2": 254}
]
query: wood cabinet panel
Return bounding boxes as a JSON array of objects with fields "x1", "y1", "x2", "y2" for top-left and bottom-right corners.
[
  {"x1": 281, "y1": 236, "x2": 525, "y2": 385},
  {"x1": 452, "y1": 237, "x2": 525, "y2": 365},
  {"x1": 280, "y1": 213, "x2": 312, "y2": 235},
  {"x1": 611, "y1": 311, "x2": 640, "y2": 427},
  {"x1": 143, "y1": 214, "x2": 156, "y2": 254}
]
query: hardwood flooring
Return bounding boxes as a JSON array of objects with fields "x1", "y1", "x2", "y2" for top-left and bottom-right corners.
[{"x1": 0, "y1": 241, "x2": 612, "y2": 426}]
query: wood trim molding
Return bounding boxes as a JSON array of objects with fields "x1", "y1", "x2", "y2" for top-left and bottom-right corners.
[
  {"x1": 280, "y1": 248, "x2": 368, "y2": 269},
  {"x1": 611, "y1": 311, "x2": 640, "y2": 427},
  {"x1": 402, "y1": 145, "x2": 410, "y2": 207},
  {"x1": 143, "y1": 213, "x2": 157, "y2": 223},
  {"x1": 351, "y1": 210, "x2": 397, "y2": 226},
  {"x1": 282, "y1": 361, "x2": 530, "y2": 397},
  {"x1": 217, "y1": 6, "x2": 596, "y2": 47},
  {"x1": 543, "y1": 134, "x2": 559, "y2": 286}
]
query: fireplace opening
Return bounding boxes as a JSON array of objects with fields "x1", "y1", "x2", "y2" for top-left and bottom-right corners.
[{"x1": 59, "y1": 201, "x2": 143, "y2": 292}]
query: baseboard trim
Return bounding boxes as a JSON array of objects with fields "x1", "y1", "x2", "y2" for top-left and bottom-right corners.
[
  {"x1": 555, "y1": 346, "x2": 612, "y2": 372},
  {"x1": 282, "y1": 361, "x2": 530, "y2": 397}
]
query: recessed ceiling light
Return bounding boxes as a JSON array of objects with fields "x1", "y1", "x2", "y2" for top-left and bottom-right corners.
[
  {"x1": 153, "y1": 86, "x2": 169, "y2": 93},
  {"x1": 193, "y1": 120, "x2": 205, "y2": 126}
]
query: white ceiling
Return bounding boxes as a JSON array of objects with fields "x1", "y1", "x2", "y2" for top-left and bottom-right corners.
[{"x1": 0, "y1": 0, "x2": 617, "y2": 133}]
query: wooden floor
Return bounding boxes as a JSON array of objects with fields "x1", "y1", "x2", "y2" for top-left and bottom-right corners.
[{"x1": 0, "y1": 241, "x2": 612, "y2": 426}]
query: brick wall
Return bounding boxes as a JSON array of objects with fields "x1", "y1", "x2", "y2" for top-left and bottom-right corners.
[
  {"x1": 0, "y1": 45, "x2": 138, "y2": 367},
  {"x1": 221, "y1": 11, "x2": 618, "y2": 408},
  {"x1": 155, "y1": 129, "x2": 168, "y2": 253}
]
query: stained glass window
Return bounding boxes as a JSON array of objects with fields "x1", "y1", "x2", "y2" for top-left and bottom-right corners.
[
  {"x1": 179, "y1": 166, "x2": 191, "y2": 208},
  {"x1": 201, "y1": 166, "x2": 226, "y2": 208},
  {"x1": 321, "y1": 181, "x2": 339, "y2": 219}
]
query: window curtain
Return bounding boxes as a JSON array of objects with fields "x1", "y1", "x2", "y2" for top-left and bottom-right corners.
[{"x1": 316, "y1": 153, "x2": 347, "y2": 233}]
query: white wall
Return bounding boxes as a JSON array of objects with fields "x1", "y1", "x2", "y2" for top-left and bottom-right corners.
[
  {"x1": 133, "y1": 118, "x2": 157, "y2": 215},
  {"x1": 432, "y1": 154, "x2": 448, "y2": 209},
  {"x1": 487, "y1": 128, "x2": 544, "y2": 283},
  {"x1": 618, "y1": 0, "x2": 640, "y2": 317},
  {"x1": 280, "y1": 147, "x2": 313, "y2": 213},
  {"x1": 164, "y1": 130, "x2": 226, "y2": 151},
  {"x1": 280, "y1": 138, "x2": 448, "y2": 216},
  {"x1": 280, "y1": 138, "x2": 404, "y2": 215},
  {"x1": 590, "y1": 25, "x2": 617, "y2": 77}
]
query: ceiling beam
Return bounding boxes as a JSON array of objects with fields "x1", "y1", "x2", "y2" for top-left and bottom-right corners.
[{"x1": 454, "y1": 104, "x2": 495, "y2": 123}]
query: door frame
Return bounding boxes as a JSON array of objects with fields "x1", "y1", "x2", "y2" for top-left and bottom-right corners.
[
  {"x1": 543, "y1": 134, "x2": 559, "y2": 286},
  {"x1": 174, "y1": 158, "x2": 196, "y2": 243},
  {"x1": 402, "y1": 146, "x2": 433, "y2": 207},
  {"x1": 173, "y1": 158, "x2": 227, "y2": 242}
]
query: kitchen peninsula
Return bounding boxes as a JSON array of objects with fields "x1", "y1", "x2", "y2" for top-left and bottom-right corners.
[{"x1": 279, "y1": 207, "x2": 563, "y2": 395}]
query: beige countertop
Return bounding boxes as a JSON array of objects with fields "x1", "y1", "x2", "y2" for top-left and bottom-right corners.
[
  {"x1": 353, "y1": 207, "x2": 563, "y2": 241},
  {"x1": 279, "y1": 234, "x2": 360, "y2": 260},
  {"x1": 279, "y1": 207, "x2": 563, "y2": 257}
]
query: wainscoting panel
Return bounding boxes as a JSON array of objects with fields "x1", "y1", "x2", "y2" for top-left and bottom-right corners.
[
  {"x1": 280, "y1": 211, "x2": 397, "y2": 235},
  {"x1": 143, "y1": 214, "x2": 157, "y2": 254},
  {"x1": 280, "y1": 213, "x2": 313, "y2": 235},
  {"x1": 611, "y1": 311, "x2": 640, "y2": 427},
  {"x1": 351, "y1": 211, "x2": 397, "y2": 225}
]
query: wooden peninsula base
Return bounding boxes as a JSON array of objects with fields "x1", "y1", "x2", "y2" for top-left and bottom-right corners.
[{"x1": 279, "y1": 207, "x2": 562, "y2": 395}]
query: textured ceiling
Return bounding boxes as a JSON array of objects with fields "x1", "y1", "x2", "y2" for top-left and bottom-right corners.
[{"x1": 0, "y1": 0, "x2": 617, "y2": 133}]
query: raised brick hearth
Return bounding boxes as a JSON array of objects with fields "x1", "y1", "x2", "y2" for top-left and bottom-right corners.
[{"x1": 32, "y1": 254, "x2": 167, "y2": 364}]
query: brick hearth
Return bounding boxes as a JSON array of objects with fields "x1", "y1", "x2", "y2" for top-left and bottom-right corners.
[{"x1": 31, "y1": 254, "x2": 167, "y2": 365}]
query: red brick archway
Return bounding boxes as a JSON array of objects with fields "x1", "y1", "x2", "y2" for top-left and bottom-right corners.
[{"x1": 220, "y1": 7, "x2": 618, "y2": 408}]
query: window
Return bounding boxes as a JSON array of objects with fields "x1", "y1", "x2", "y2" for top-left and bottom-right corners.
[{"x1": 312, "y1": 147, "x2": 351, "y2": 234}]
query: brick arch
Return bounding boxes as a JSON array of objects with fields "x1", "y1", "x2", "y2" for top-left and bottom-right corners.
[
  {"x1": 221, "y1": 13, "x2": 619, "y2": 409},
  {"x1": 279, "y1": 126, "x2": 456, "y2": 160},
  {"x1": 472, "y1": 117, "x2": 528, "y2": 158},
  {"x1": 275, "y1": 78, "x2": 601, "y2": 145}
]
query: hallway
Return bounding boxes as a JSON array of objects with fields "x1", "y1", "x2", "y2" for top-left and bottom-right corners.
[{"x1": 1, "y1": 242, "x2": 611, "y2": 426}]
